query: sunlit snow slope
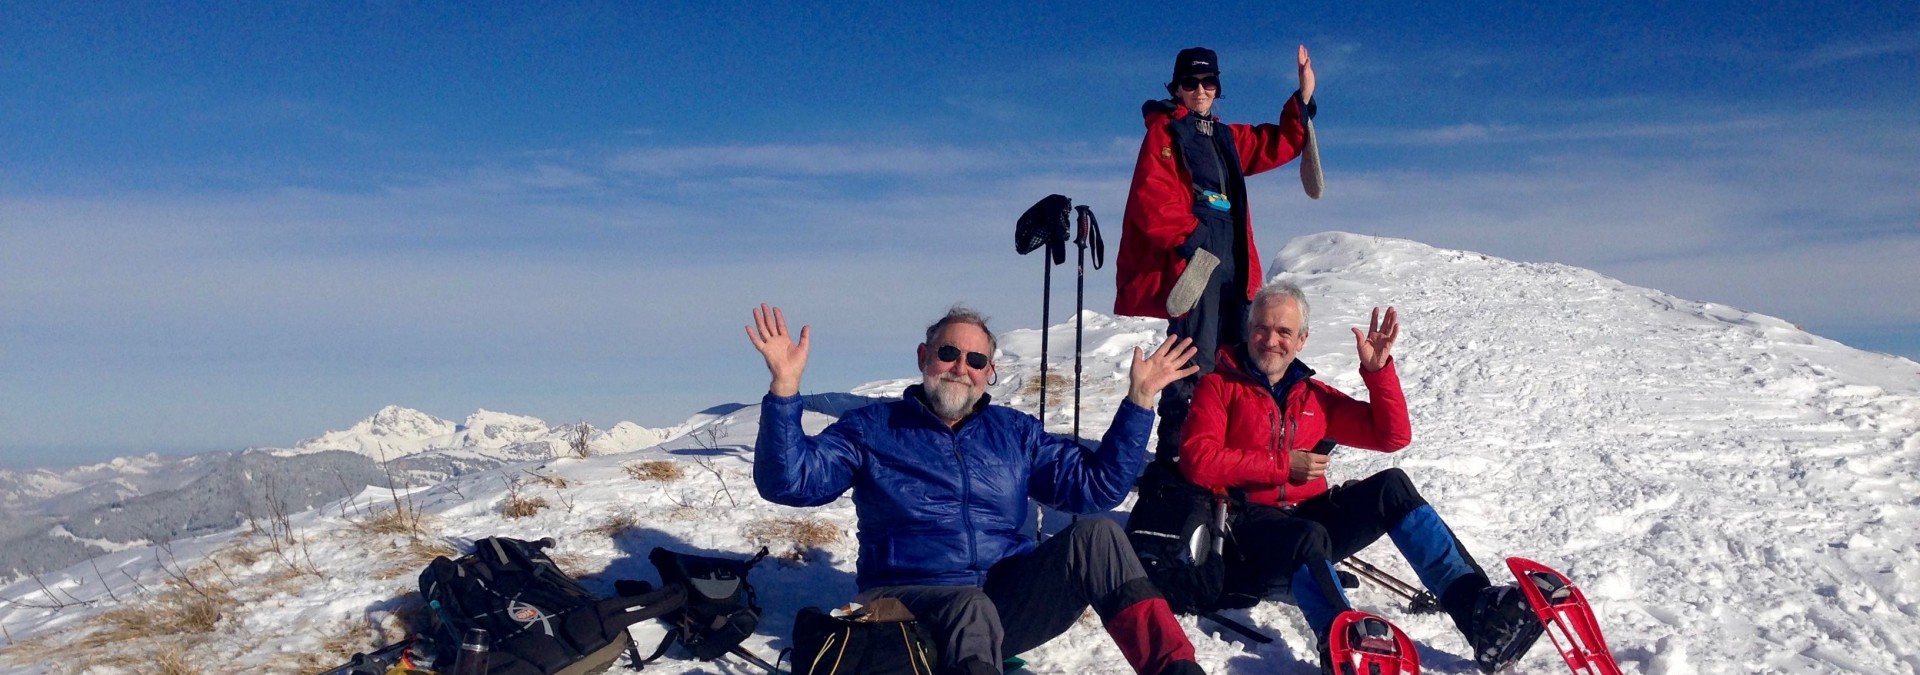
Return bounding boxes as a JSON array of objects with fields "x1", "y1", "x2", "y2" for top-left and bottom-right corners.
[{"x1": 1, "y1": 232, "x2": 1914, "y2": 674}]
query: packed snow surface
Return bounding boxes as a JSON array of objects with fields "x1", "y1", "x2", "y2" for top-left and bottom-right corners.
[{"x1": 1, "y1": 233, "x2": 1915, "y2": 673}]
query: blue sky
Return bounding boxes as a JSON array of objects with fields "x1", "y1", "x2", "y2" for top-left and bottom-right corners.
[{"x1": 3, "y1": 1, "x2": 1916, "y2": 467}]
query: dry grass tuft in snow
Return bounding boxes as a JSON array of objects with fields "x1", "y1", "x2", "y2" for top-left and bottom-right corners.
[
  {"x1": 587, "y1": 510, "x2": 642, "y2": 538},
  {"x1": 151, "y1": 646, "x2": 195, "y2": 675},
  {"x1": 501, "y1": 495, "x2": 550, "y2": 519},
  {"x1": 371, "y1": 536, "x2": 461, "y2": 581},
  {"x1": 1019, "y1": 370, "x2": 1072, "y2": 398},
  {"x1": 743, "y1": 516, "x2": 842, "y2": 560},
  {"x1": 626, "y1": 460, "x2": 686, "y2": 482},
  {"x1": 501, "y1": 481, "x2": 551, "y2": 519},
  {"x1": 522, "y1": 469, "x2": 575, "y2": 489},
  {"x1": 59, "y1": 576, "x2": 235, "y2": 669},
  {"x1": 351, "y1": 506, "x2": 436, "y2": 537}
]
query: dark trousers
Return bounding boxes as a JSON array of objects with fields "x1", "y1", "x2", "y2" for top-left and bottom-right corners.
[
  {"x1": 859, "y1": 518, "x2": 1182, "y2": 675},
  {"x1": 1224, "y1": 469, "x2": 1490, "y2": 632},
  {"x1": 1155, "y1": 254, "x2": 1246, "y2": 461}
]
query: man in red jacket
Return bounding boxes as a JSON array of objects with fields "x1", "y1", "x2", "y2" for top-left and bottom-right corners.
[
  {"x1": 1179, "y1": 281, "x2": 1544, "y2": 673},
  {"x1": 1114, "y1": 46, "x2": 1317, "y2": 459}
]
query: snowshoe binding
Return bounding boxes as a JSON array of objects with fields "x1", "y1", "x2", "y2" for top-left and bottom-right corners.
[
  {"x1": 1466, "y1": 583, "x2": 1545, "y2": 673},
  {"x1": 1323, "y1": 610, "x2": 1419, "y2": 675}
]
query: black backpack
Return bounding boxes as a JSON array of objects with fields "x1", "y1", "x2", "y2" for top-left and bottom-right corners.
[
  {"x1": 629, "y1": 546, "x2": 771, "y2": 667},
  {"x1": 788, "y1": 598, "x2": 939, "y2": 675},
  {"x1": 420, "y1": 537, "x2": 686, "y2": 675},
  {"x1": 1125, "y1": 462, "x2": 1277, "y2": 644},
  {"x1": 1125, "y1": 461, "x2": 1237, "y2": 616}
]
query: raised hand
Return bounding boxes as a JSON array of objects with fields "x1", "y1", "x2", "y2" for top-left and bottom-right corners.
[
  {"x1": 745, "y1": 303, "x2": 810, "y2": 397},
  {"x1": 1127, "y1": 335, "x2": 1201, "y2": 409},
  {"x1": 1352, "y1": 306, "x2": 1399, "y2": 372},
  {"x1": 1297, "y1": 44, "x2": 1315, "y2": 105}
]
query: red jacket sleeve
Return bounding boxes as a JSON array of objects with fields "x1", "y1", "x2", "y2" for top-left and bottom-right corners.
[
  {"x1": 1320, "y1": 360, "x2": 1413, "y2": 451},
  {"x1": 1124, "y1": 122, "x2": 1201, "y2": 251},
  {"x1": 1230, "y1": 94, "x2": 1308, "y2": 177},
  {"x1": 1179, "y1": 374, "x2": 1288, "y2": 490}
]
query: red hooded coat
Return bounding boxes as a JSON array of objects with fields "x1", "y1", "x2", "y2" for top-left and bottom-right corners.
[{"x1": 1114, "y1": 99, "x2": 1309, "y2": 319}]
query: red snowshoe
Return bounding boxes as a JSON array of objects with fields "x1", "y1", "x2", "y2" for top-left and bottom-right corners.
[
  {"x1": 1506, "y1": 558, "x2": 1622, "y2": 675},
  {"x1": 1325, "y1": 610, "x2": 1420, "y2": 675}
]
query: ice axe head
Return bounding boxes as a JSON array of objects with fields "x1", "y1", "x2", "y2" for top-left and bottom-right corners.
[{"x1": 1015, "y1": 194, "x2": 1071, "y2": 265}]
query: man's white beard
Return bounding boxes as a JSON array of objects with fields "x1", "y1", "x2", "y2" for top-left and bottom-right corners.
[{"x1": 922, "y1": 374, "x2": 980, "y2": 421}]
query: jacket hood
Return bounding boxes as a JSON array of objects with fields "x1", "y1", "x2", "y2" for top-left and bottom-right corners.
[{"x1": 1140, "y1": 98, "x2": 1189, "y2": 126}]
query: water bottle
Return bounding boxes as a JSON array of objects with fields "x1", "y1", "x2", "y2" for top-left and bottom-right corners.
[{"x1": 449, "y1": 627, "x2": 491, "y2": 675}]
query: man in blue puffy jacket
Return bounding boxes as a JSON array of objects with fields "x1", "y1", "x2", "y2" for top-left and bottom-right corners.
[{"x1": 748, "y1": 303, "x2": 1206, "y2": 675}]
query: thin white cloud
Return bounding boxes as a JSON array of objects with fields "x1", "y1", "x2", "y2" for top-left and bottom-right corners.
[
  {"x1": 1798, "y1": 31, "x2": 1920, "y2": 69},
  {"x1": 4, "y1": 111, "x2": 1915, "y2": 451},
  {"x1": 1339, "y1": 117, "x2": 1783, "y2": 146},
  {"x1": 604, "y1": 143, "x2": 1011, "y2": 177}
]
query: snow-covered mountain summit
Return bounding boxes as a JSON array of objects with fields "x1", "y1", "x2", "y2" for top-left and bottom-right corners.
[
  {"x1": 2, "y1": 233, "x2": 1915, "y2": 673},
  {"x1": 288, "y1": 405, "x2": 460, "y2": 460},
  {"x1": 287, "y1": 406, "x2": 687, "y2": 462}
]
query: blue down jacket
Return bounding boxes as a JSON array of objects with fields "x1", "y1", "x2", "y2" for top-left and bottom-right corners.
[{"x1": 754, "y1": 386, "x2": 1155, "y2": 590}]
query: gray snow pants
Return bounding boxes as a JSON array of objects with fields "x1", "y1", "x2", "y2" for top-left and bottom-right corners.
[{"x1": 857, "y1": 518, "x2": 1149, "y2": 675}]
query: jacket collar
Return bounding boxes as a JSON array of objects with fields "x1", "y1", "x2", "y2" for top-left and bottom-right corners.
[
  {"x1": 1219, "y1": 344, "x2": 1316, "y2": 401},
  {"x1": 903, "y1": 384, "x2": 992, "y2": 430}
]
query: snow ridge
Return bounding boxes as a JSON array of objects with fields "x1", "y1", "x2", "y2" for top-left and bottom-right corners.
[{"x1": 2, "y1": 233, "x2": 1915, "y2": 674}]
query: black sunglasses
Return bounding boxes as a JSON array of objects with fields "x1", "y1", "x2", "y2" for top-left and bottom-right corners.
[
  {"x1": 1176, "y1": 75, "x2": 1219, "y2": 92},
  {"x1": 935, "y1": 344, "x2": 991, "y2": 370}
]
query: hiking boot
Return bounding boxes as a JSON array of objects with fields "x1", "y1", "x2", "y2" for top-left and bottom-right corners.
[
  {"x1": 1466, "y1": 585, "x2": 1545, "y2": 673},
  {"x1": 1157, "y1": 659, "x2": 1206, "y2": 675}
]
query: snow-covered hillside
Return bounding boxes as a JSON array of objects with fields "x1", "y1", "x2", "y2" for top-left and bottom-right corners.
[{"x1": 1, "y1": 233, "x2": 1914, "y2": 674}]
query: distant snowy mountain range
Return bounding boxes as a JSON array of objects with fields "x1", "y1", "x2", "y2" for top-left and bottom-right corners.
[
  {"x1": 282, "y1": 405, "x2": 685, "y2": 463},
  {"x1": 0, "y1": 407, "x2": 692, "y2": 583}
]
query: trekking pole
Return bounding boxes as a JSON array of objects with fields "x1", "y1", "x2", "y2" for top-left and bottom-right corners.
[
  {"x1": 1016, "y1": 195, "x2": 1074, "y2": 542},
  {"x1": 1338, "y1": 556, "x2": 1443, "y2": 614},
  {"x1": 1070, "y1": 206, "x2": 1099, "y2": 439},
  {"x1": 1014, "y1": 195, "x2": 1072, "y2": 420},
  {"x1": 728, "y1": 645, "x2": 788, "y2": 675},
  {"x1": 1039, "y1": 252, "x2": 1053, "y2": 419}
]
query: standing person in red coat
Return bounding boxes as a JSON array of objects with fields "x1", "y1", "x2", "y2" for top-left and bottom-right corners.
[
  {"x1": 1179, "y1": 281, "x2": 1545, "y2": 673},
  {"x1": 1114, "y1": 46, "x2": 1317, "y2": 459}
]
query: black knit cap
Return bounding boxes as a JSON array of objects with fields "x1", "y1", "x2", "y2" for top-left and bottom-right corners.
[
  {"x1": 1168, "y1": 47, "x2": 1222, "y2": 98},
  {"x1": 1172, "y1": 47, "x2": 1220, "y2": 79}
]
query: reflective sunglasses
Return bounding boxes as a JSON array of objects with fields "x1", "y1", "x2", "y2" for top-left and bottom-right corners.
[
  {"x1": 1175, "y1": 75, "x2": 1219, "y2": 92},
  {"x1": 935, "y1": 344, "x2": 991, "y2": 370}
]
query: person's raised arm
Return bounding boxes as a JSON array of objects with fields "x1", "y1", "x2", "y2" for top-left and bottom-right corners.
[
  {"x1": 1232, "y1": 44, "x2": 1319, "y2": 176},
  {"x1": 746, "y1": 303, "x2": 810, "y2": 397},
  {"x1": 747, "y1": 303, "x2": 862, "y2": 506},
  {"x1": 1030, "y1": 336, "x2": 1199, "y2": 513},
  {"x1": 1324, "y1": 306, "x2": 1412, "y2": 451}
]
